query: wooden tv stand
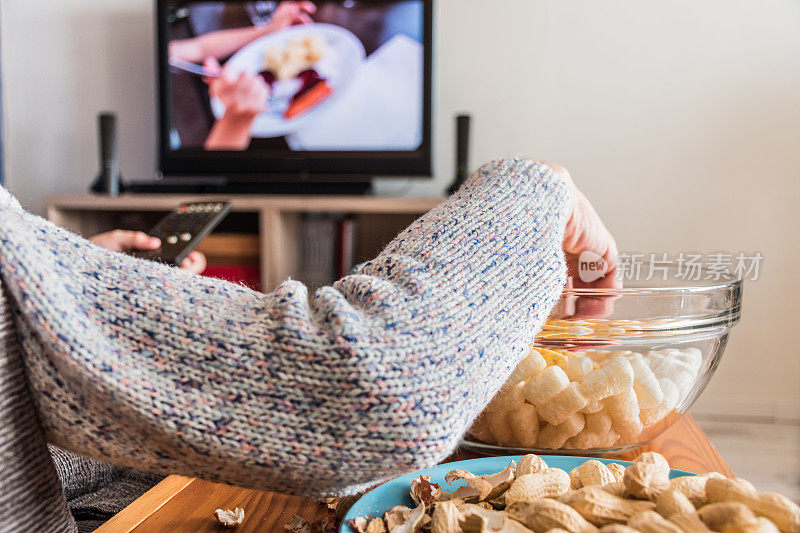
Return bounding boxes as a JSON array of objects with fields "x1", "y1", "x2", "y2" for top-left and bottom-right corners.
[{"x1": 46, "y1": 194, "x2": 443, "y2": 292}]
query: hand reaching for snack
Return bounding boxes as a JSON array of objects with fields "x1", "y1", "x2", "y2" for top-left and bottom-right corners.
[
  {"x1": 550, "y1": 162, "x2": 620, "y2": 290},
  {"x1": 526, "y1": 160, "x2": 620, "y2": 318}
]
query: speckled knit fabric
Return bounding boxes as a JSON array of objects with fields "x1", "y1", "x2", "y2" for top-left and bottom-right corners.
[
  {"x1": 0, "y1": 160, "x2": 569, "y2": 513},
  {"x1": 49, "y1": 446, "x2": 163, "y2": 532},
  {"x1": 0, "y1": 280, "x2": 76, "y2": 532}
]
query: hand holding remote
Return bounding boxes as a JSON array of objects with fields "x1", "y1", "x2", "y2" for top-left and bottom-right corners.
[
  {"x1": 89, "y1": 229, "x2": 207, "y2": 274},
  {"x1": 130, "y1": 201, "x2": 232, "y2": 269}
]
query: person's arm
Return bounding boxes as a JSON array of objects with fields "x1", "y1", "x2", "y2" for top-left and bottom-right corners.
[
  {"x1": 168, "y1": 2, "x2": 316, "y2": 63},
  {"x1": 169, "y1": 26, "x2": 270, "y2": 64},
  {"x1": 0, "y1": 160, "x2": 605, "y2": 497},
  {"x1": 204, "y1": 114, "x2": 257, "y2": 150}
]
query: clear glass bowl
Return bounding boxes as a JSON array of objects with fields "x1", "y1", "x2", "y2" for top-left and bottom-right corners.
[{"x1": 462, "y1": 269, "x2": 743, "y2": 456}]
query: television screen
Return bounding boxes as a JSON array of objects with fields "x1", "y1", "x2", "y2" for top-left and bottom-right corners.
[{"x1": 157, "y1": 0, "x2": 432, "y2": 180}]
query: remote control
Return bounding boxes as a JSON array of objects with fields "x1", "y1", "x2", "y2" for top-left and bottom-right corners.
[{"x1": 133, "y1": 201, "x2": 233, "y2": 266}]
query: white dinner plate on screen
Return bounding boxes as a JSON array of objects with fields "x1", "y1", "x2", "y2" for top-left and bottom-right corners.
[{"x1": 210, "y1": 23, "x2": 366, "y2": 138}]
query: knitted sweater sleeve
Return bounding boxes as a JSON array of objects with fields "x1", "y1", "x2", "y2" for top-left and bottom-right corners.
[{"x1": 0, "y1": 159, "x2": 570, "y2": 497}]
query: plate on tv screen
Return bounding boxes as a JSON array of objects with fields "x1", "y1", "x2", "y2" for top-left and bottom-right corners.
[{"x1": 210, "y1": 23, "x2": 366, "y2": 137}]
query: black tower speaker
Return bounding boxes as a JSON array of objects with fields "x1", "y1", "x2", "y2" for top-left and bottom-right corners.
[
  {"x1": 447, "y1": 114, "x2": 471, "y2": 195},
  {"x1": 90, "y1": 112, "x2": 122, "y2": 196}
]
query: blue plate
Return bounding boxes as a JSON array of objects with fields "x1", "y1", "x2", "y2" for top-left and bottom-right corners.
[{"x1": 339, "y1": 455, "x2": 696, "y2": 532}]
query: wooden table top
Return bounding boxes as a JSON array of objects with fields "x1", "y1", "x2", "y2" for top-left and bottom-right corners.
[{"x1": 97, "y1": 414, "x2": 730, "y2": 533}]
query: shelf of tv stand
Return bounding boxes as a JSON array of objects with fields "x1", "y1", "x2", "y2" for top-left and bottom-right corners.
[{"x1": 46, "y1": 193, "x2": 444, "y2": 292}]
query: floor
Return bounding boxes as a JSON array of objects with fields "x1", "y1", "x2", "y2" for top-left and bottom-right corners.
[{"x1": 694, "y1": 414, "x2": 800, "y2": 503}]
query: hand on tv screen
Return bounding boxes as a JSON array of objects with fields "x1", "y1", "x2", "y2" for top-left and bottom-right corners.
[
  {"x1": 203, "y1": 59, "x2": 269, "y2": 150},
  {"x1": 205, "y1": 59, "x2": 270, "y2": 119},
  {"x1": 266, "y1": 1, "x2": 317, "y2": 32}
]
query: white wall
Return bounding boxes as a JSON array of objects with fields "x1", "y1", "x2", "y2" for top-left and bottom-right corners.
[{"x1": 3, "y1": 0, "x2": 799, "y2": 415}]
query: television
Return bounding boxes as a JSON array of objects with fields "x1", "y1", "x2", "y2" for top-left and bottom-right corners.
[{"x1": 156, "y1": 0, "x2": 433, "y2": 187}]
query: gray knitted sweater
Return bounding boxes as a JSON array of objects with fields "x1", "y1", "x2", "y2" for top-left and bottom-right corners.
[{"x1": 0, "y1": 159, "x2": 569, "y2": 530}]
